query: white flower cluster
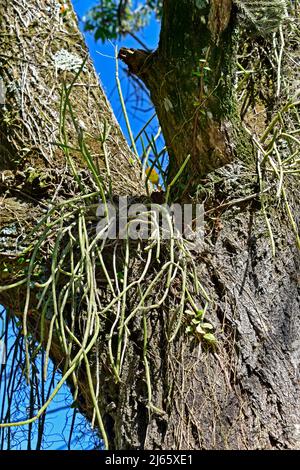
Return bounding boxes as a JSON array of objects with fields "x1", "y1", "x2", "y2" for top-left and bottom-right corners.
[{"x1": 53, "y1": 49, "x2": 87, "y2": 73}]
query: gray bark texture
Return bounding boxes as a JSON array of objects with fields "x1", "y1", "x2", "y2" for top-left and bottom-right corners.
[{"x1": 108, "y1": 163, "x2": 300, "y2": 449}]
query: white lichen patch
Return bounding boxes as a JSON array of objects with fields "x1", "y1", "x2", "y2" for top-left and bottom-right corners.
[
  {"x1": 53, "y1": 49, "x2": 87, "y2": 73},
  {"x1": 0, "y1": 77, "x2": 6, "y2": 106},
  {"x1": 163, "y1": 97, "x2": 174, "y2": 112},
  {"x1": 0, "y1": 225, "x2": 18, "y2": 236},
  {"x1": 5, "y1": 79, "x2": 22, "y2": 107},
  {"x1": 52, "y1": 1, "x2": 62, "y2": 16},
  {"x1": 195, "y1": 0, "x2": 206, "y2": 9}
]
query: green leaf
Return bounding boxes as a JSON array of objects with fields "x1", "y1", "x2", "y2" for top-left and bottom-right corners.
[
  {"x1": 196, "y1": 324, "x2": 205, "y2": 334},
  {"x1": 201, "y1": 322, "x2": 214, "y2": 330},
  {"x1": 203, "y1": 333, "x2": 217, "y2": 344},
  {"x1": 196, "y1": 309, "x2": 204, "y2": 318},
  {"x1": 185, "y1": 309, "x2": 195, "y2": 317}
]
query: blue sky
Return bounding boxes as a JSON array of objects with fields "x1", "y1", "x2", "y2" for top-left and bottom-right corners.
[
  {"x1": 0, "y1": 307, "x2": 101, "y2": 450},
  {"x1": 0, "y1": 1, "x2": 161, "y2": 451},
  {"x1": 73, "y1": 0, "x2": 161, "y2": 144}
]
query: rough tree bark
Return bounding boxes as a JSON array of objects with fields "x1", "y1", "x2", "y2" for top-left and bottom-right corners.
[
  {"x1": 1, "y1": 0, "x2": 300, "y2": 450},
  {"x1": 116, "y1": 1, "x2": 300, "y2": 449},
  {"x1": 0, "y1": 0, "x2": 143, "y2": 443},
  {"x1": 119, "y1": 0, "x2": 253, "y2": 185},
  {"x1": 0, "y1": 0, "x2": 143, "y2": 298}
]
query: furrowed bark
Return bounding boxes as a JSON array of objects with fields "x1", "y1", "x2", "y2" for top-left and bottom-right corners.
[
  {"x1": 0, "y1": 0, "x2": 143, "y2": 279},
  {"x1": 119, "y1": 0, "x2": 254, "y2": 184},
  {"x1": 0, "y1": 0, "x2": 142, "y2": 190},
  {"x1": 0, "y1": 0, "x2": 143, "y2": 445}
]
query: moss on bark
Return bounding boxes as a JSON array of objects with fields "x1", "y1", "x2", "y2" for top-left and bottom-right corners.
[{"x1": 119, "y1": 0, "x2": 254, "y2": 190}]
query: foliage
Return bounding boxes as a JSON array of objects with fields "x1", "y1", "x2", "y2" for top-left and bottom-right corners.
[
  {"x1": 83, "y1": 0, "x2": 162, "y2": 42},
  {"x1": 0, "y1": 58, "x2": 208, "y2": 448}
]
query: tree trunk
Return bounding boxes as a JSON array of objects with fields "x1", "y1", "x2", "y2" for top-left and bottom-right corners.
[
  {"x1": 0, "y1": 0, "x2": 143, "y2": 312},
  {"x1": 1, "y1": 0, "x2": 300, "y2": 451},
  {"x1": 119, "y1": 0, "x2": 254, "y2": 187},
  {"x1": 0, "y1": 0, "x2": 143, "y2": 445}
]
